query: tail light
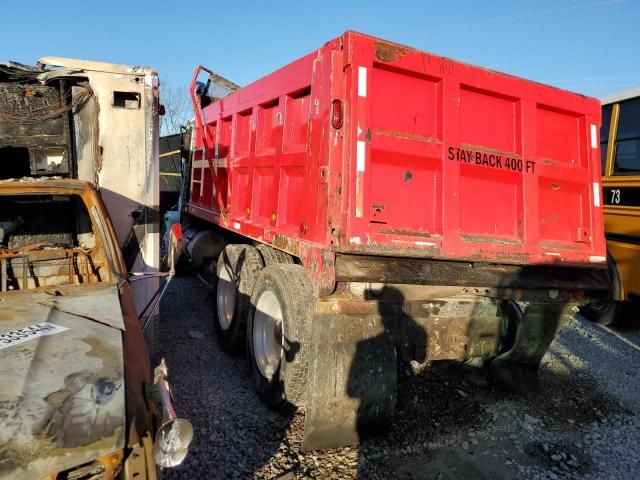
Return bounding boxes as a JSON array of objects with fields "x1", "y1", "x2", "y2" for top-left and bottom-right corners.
[{"x1": 331, "y1": 99, "x2": 343, "y2": 129}]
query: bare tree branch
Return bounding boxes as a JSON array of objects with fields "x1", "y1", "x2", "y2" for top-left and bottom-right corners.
[{"x1": 160, "y1": 82, "x2": 193, "y2": 136}]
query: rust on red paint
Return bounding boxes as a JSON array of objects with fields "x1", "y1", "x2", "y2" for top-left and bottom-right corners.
[{"x1": 374, "y1": 40, "x2": 409, "y2": 62}]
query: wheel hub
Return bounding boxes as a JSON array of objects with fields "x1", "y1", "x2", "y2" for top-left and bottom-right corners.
[
  {"x1": 253, "y1": 290, "x2": 284, "y2": 380},
  {"x1": 217, "y1": 264, "x2": 235, "y2": 330}
]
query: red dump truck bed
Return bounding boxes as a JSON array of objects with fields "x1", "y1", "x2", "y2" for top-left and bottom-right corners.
[
  {"x1": 186, "y1": 31, "x2": 609, "y2": 449},
  {"x1": 188, "y1": 31, "x2": 605, "y2": 276}
]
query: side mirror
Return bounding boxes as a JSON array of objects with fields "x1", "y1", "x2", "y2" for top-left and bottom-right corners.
[{"x1": 194, "y1": 81, "x2": 207, "y2": 96}]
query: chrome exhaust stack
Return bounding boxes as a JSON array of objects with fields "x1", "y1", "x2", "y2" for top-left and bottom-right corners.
[{"x1": 152, "y1": 359, "x2": 193, "y2": 468}]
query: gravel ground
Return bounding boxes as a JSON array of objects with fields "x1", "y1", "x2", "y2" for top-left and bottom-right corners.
[{"x1": 160, "y1": 275, "x2": 640, "y2": 480}]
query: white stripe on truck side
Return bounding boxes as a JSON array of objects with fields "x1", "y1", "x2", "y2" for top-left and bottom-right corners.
[{"x1": 358, "y1": 66, "x2": 367, "y2": 97}]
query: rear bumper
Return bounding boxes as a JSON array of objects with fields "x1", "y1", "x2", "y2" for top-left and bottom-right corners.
[
  {"x1": 317, "y1": 280, "x2": 583, "y2": 364},
  {"x1": 334, "y1": 254, "x2": 609, "y2": 292}
]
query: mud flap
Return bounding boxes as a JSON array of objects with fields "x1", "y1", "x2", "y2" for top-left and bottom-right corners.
[
  {"x1": 302, "y1": 312, "x2": 397, "y2": 451},
  {"x1": 491, "y1": 302, "x2": 574, "y2": 393}
]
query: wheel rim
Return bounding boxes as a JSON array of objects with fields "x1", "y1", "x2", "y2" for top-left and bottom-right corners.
[
  {"x1": 253, "y1": 290, "x2": 284, "y2": 380},
  {"x1": 216, "y1": 263, "x2": 236, "y2": 331}
]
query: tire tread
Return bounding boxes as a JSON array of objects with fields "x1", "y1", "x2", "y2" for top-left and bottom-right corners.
[
  {"x1": 256, "y1": 244, "x2": 295, "y2": 265},
  {"x1": 248, "y1": 263, "x2": 314, "y2": 408}
]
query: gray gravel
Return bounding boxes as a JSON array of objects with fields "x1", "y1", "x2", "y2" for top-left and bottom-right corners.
[{"x1": 161, "y1": 275, "x2": 640, "y2": 479}]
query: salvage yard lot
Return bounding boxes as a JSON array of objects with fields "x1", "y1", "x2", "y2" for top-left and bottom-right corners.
[{"x1": 161, "y1": 276, "x2": 640, "y2": 480}]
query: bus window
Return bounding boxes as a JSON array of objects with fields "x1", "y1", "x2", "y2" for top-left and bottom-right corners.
[
  {"x1": 613, "y1": 97, "x2": 640, "y2": 174},
  {"x1": 601, "y1": 103, "x2": 612, "y2": 175}
]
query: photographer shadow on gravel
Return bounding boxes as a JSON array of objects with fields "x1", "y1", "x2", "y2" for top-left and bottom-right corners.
[
  {"x1": 340, "y1": 273, "x2": 570, "y2": 479},
  {"x1": 302, "y1": 286, "x2": 425, "y2": 454},
  {"x1": 348, "y1": 286, "x2": 427, "y2": 442}
]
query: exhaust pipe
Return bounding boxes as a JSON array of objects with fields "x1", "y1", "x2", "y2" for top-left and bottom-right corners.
[{"x1": 152, "y1": 359, "x2": 193, "y2": 468}]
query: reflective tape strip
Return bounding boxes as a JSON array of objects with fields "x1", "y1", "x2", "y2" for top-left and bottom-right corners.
[
  {"x1": 590, "y1": 124, "x2": 598, "y2": 149},
  {"x1": 356, "y1": 141, "x2": 366, "y2": 172},
  {"x1": 355, "y1": 141, "x2": 366, "y2": 218},
  {"x1": 358, "y1": 67, "x2": 367, "y2": 97},
  {"x1": 593, "y1": 182, "x2": 601, "y2": 207}
]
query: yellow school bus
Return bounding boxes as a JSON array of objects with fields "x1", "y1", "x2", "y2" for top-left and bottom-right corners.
[{"x1": 582, "y1": 88, "x2": 640, "y2": 324}]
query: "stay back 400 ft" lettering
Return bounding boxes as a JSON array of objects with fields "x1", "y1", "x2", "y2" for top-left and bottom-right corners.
[{"x1": 448, "y1": 147, "x2": 536, "y2": 174}]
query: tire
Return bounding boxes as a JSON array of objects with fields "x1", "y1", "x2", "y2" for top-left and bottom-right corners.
[
  {"x1": 498, "y1": 300, "x2": 523, "y2": 353},
  {"x1": 215, "y1": 245, "x2": 264, "y2": 353},
  {"x1": 256, "y1": 244, "x2": 294, "y2": 265},
  {"x1": 247, "y1": 264, "x2": 315, "y2": 408},
  {"x1": 173, "y1": 254, "x2": 192, "y2": 277},
  {"x1": 579, "y1": 299, "x2": 620, "y2": 326},
  {"x1": 579, "y1": 254, "x2": 621, "y2": 326},
  {"x1": 464, "y1": 300, "x2": 522, "y2": 371}
]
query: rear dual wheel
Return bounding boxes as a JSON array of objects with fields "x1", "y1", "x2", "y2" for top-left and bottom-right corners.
[
  {"x1": 579, "y1": 299, "x2": 621, "y2": 326},
  {"x1": 215, "y1": 245, "x2": 263, "y2": 353},
  {"x1": 247, "y1": 264, "x2": 314, "y2": 408},
  {"x1": 579, "y1": 254, "x2": 622, "y2": 326},
  {"x1": 215, "y1": 243, "x2": 312, "y2": 407}
]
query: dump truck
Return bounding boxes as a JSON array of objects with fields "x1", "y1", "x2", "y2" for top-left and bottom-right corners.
[
  {"x1": 181, "y1": 31, "x2": 609, "y2": 449},
  {"x1": 0, "y1": 59, "x2": 190, "y2": 478}
]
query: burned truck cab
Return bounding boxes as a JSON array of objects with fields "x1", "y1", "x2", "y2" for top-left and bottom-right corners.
[{"x1": 0, "y1": 61, "x2": 190, "y2": 478}]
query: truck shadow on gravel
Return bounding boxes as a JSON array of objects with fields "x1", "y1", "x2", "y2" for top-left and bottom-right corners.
[
  {"x1": 349, "y1": 285, "x2": 632, "y2": 480},
  {"x1": 159, "y1": 276, "x2": 634, "y2": 480},
  {"x1": 375, "y1": 330, "x2": 632, "y2": 479},
  {"x1": 370, "y1": 357, "x2": 628, "y2": 478}
]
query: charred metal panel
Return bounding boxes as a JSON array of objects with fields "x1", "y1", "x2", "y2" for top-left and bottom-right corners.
[
  {"x1": 0, "y1": 75, "x2": 72, "y2": 176},
  {"x1": 73, "y1": 86, "x2": 99, "y2": 182},
  {"x1": 38, "y1": 282, "x2": 126, "y2": 330},
  {"x1": 36, "y1": 56, "x2": 161, "y2": 326},
  {"x1": 0, "y1": 57, "x2": 160, "y2": 316},
  {"x1": 0, "y1": 82, "x2": 65, "y2": 141},
  {"x1": 0, "y1": 285, "x2": 125, "y2": 480}
]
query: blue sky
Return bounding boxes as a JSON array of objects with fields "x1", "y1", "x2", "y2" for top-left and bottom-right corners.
[{"x1": 1, "y1": 0, "x2": 638, "y2": 98}]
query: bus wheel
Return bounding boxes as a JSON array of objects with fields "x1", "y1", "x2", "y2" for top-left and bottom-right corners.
[
  {"x1": 215, "y1": 245, "x2": 263, "y2": 353},
  {"x1": 247, "y1": 264, "x2": 314, "y2": 408}
]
